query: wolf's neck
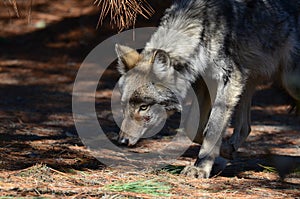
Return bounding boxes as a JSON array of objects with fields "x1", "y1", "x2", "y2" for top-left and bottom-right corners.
[
  {"x1": 146, "y1": 25, "x2": 201, "y2": 61},
  {"x1": 146, "y1": 0, "x2": 203, "y2": 57},
  {"x1": 145, "y1": 2, "x2": 207, "y2": 98},
  {"x1": 145, "y1": 26, "x2": 205, "y2": 98},
  {"x1": 148, "y1": 19, "x2": 203, "y2": 61}
]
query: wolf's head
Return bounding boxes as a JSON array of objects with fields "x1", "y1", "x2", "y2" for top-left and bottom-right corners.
[{"x1": 115, "y1": 44, "x2": 183, "y2": 146}]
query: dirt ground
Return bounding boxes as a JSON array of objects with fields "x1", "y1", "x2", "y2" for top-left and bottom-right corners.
[{"x1": 0, "y1": 0, "x2": 299, "y2": 198}]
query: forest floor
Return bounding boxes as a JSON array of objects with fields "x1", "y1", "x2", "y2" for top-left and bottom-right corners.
[{"x1": 0, "y1": 0, "x2": 299, "y2": 198}]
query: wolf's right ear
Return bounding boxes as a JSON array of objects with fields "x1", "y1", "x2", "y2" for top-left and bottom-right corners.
[
  {"x1": 115, "y1": 44, "x2": 141, "y2": 74},
  {"x1": 151, "y1": 49, "x2": 173, "y2": 79}
]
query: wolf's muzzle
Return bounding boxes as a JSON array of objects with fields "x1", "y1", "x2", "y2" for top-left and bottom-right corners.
[{"x1": 118, "y1": 137, "x2": 129, "y2": 145}]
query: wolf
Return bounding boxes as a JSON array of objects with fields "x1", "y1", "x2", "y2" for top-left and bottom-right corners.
[{"x1": 115, "y1": 0, "x2": 300, "y2": 178}]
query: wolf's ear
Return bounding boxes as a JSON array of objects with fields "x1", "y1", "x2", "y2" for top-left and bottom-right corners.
[
  {"x1": 115, "y1": 44, "x2": 141, "y2": 74},
  {"x1": 152, "y1": 49, "x2": 171, "y2": 66},
  {"x1": 152, "y1": 49, "x2": 172, "y2": 77}
]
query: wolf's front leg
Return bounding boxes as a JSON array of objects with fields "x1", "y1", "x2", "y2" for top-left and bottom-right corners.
[{"x1": 182, "y1": 71, "x2": 244, "y2": 178}]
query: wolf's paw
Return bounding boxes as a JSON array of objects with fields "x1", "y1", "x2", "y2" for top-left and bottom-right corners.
[{"x1": 181, "y1": 166, "x2": 209, "y2": 178}]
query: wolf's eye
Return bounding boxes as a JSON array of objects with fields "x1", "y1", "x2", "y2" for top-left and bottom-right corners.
[{"x1": 139, "y1": 104, "x2": 149, "y2": 111}]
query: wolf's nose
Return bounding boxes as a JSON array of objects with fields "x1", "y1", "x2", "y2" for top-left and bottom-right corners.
[{"x1": 118, "y1": 137, "x2": 129, "y2": 145}]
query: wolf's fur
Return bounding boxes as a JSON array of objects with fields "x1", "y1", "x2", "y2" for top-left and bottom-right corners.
[{"x1": 116, "y1": 0, "x2": 300, "y2": 178}]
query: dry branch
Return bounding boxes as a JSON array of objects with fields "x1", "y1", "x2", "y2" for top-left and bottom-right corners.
[
  {"x1": 94, "y1": 0, "x2": 154, "y2": 30},
  {"x1": 8, "y1": 0, "x2": 19, "y2": 17}
]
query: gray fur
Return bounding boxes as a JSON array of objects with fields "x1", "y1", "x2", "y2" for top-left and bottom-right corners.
[{"x1": 116, "y1": 0, "x2": 300, "y2": 178}]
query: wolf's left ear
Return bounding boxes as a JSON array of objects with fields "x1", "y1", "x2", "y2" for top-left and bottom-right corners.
[{"x1": 115, "y1": 44, "x2": 141, "y2": 74}]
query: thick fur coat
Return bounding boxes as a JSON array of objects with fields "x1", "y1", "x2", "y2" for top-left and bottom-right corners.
[{"x1": 116, "y1": 0, "x2": 300, "y2": 178}]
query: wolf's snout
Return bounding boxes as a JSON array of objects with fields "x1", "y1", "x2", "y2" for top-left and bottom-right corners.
[
  {"x1": 118, "y1": 137, "x2": 129, "y2": 145},
  {"x1": 118, "y1": 130, "x2": 130, "y2": 145}
]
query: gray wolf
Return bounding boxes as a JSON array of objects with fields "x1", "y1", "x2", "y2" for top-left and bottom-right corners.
[{"x1": 115, "y1": 0, "x2": 300, "y2": 178}]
